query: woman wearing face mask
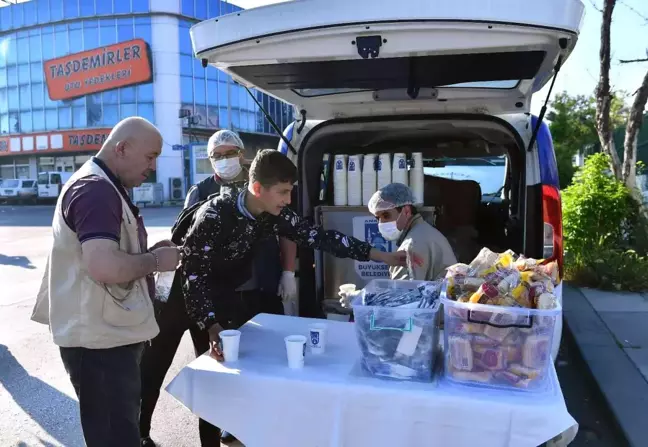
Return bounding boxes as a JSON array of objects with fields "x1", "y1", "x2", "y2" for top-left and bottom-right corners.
[{"x1": 339, "y1": 182, "x2": 457, "y2": 308}]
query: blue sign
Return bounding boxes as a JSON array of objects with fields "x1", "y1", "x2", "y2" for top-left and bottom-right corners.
[
  {"x1": 310, "y1": 330, "x2": 320, "y2": 346},
  {"x1": 335, "y1": 159, "x2": 343, "y2": 170},
  {"x1": 172, "y1": 144, "x2": 189, "y2": 151},
  {"x1": 364, "y1": 220, "x2": 392, "y2": 253}
]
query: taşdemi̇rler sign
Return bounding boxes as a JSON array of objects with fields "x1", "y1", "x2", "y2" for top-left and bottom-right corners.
[{"x1": 44, "y1": 39, "x2": 152, "y2": 101}]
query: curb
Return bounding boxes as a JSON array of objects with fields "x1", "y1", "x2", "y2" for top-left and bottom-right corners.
[{"x1": 562, "y1": 285, "x2": 648, "y2": 447}]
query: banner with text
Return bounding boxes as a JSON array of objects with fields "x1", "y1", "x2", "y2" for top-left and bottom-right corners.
[
  {"x1": 44, "y1": 39, "x2": 152, "y2": 100},
  {"x1": 352, "y1": 215, "x2": 394, "y2": 279}
]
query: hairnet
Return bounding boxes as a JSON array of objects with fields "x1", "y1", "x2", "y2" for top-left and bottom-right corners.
[
  {"x1": 208, "y1": 129, "x2": 245, "y2": 153},
  {"x1": 368, "y1": 183, "x2": 415, "y2": 214}
]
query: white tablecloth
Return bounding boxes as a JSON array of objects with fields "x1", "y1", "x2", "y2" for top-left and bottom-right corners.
[{"x1": 166, "y1": 314, "x2": 577, "y2": 447}]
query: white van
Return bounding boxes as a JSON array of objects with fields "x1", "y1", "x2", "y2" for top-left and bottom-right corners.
[
  {"x1": 37, "y1": 171, "x2": 74, "y2": 200},
  {"x1": 0, "y1": 179, "x2": 38, "y2": 203},
  {"x1": 190, "y1": 0, "x2": 585, "y2": 360}
]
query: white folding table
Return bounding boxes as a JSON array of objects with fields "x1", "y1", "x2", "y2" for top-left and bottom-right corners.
[{"x1": 166, "y1": 314, "x2": 577, "y2": 447}]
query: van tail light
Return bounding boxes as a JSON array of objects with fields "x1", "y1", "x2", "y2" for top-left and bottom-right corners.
[{"x1": 542, "y1": 184, "x2": 563, "y2": 276}]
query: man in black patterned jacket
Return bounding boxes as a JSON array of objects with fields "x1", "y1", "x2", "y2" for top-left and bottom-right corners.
[{"x1": 180, "y1": 149, "x2": 414, "y2": 359}]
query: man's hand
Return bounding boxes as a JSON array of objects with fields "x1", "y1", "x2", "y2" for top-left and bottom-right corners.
[
  {"x1": 149, "y1": 239, "x2": 176, "y2": 251},
  {"x1": 151, "y1": 247, "x2": 182, "y2": 272},
  {"x1": 370, "y1": 249, "x2": 423, "y2": 267},
  {"x1": 207, "y1": 323, "x2": 225, "y2": 361}
]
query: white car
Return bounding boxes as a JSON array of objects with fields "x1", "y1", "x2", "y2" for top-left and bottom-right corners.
[
  {"x1": 190, "y1": 0, "x2": 586, "y2": 362},
  {"x1": 1, "y1": 179, "x2": 38, "y2": 204}
]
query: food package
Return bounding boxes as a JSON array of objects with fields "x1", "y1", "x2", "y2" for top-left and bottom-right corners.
[
  {"x1": 353, "y1": 280, "x2": 442, "y2": 382},
  {"x1": 442, "y1": 248, "x2": 561, "y2": 391}
]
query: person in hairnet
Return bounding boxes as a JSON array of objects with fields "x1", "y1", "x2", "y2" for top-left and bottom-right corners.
[{"x1": 340, "y1": 182, "x2": 457, "y2": 307}]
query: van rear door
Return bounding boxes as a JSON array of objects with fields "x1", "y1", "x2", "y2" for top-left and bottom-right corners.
[{"x1": 190, "y1": 0, "x2": 584, "y2": 119}]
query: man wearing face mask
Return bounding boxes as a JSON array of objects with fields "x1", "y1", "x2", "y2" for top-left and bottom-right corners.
[
  {"x1": 184, "y1": 129, "x2": 297, "y2": 319},
  {"x1": 340, "y1": 182, "x2": 457, "y2": 308}
]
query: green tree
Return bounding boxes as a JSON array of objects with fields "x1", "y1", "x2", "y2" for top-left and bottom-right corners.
[{"x1": 548, "y1": 91, "x2": 626, "y2": 188}]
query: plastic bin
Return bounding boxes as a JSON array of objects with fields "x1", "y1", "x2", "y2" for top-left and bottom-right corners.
[
  {"x1": 441, "y1": 291, "x2": 561, "y2": 392},
  {"x1": 351, "y1": 279, "x2": 441, "y2": 382}
]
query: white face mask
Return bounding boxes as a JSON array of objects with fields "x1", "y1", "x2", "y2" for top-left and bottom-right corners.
[
  {"x1": 212, "y1": 157, "x2": 242, "y2": 180},
  {"x1": 378, "y1": 221, "x2": 402, "y2": 241}
]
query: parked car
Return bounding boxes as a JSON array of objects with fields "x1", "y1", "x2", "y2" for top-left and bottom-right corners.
[
  {"x1": 1, "y1": 179, "x2": 38, "y2": 204},
  {"x1": 189, "y1": 0, "x2": 585, "y2": 361},
  {"x1": 37, "y1": 171, "x2": 74, "y2": 201}
]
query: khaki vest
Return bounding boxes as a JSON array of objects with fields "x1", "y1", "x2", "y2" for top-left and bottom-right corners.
[{"x1": 31, "y1": 160, "x2": 159, "y2": 349}]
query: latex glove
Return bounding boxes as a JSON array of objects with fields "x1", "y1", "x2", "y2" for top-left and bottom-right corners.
[
  {"x1": 338, "y1": 289, "x2": 362, "y2": 308},
  {"x1": 278, "y1": 271, "x2": 298, "y2": 316},
  {"x1": 278, "y1": 271, "x2": 297, "y2": 300}
]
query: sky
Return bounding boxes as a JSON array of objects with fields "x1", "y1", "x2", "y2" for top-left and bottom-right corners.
[{"x1": 227, "y1": 0, "x2": 648, "y2": 116}]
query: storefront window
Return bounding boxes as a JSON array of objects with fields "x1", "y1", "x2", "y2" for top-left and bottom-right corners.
[
  {"x1": 73, "y1": 106, "x2": 87, "y2": 127},
  {"x1": 103, "y1": 105, "x2": 119, "y2": 126},
  {"x1": 100, "y1": 19, "x2": 117, "y2": 45},
  {"x1": 58, "y1": 107, "x2": 71, "y2": 129},
  {"x1": 132, "y1": 0, "x2": 150, "y2": 13},
  {"x1": 65, "y1": 0, "x2": 80, "y2": 19},
  {"x1": 121, "y1": 103, "x2": 137, "y2": 119},
  {"x1": 20, "y1": 111, "x2": 32, "y2": 132},
  {"x1": 138, "y1": 103, "x2": 155, "y2": 122},
  {"x1": 96, "y1": 1, "x2": 114, "y2": 16},
  {"x1": 80, "y1": 1, "x2": 95, "y2": 18},
  {"x1": 32, "y1": 110, "x2": 45, "y2": 131},
  {"x1": 137, "y1": 83, "x2": 153, "y2": 102},
  {"x1": 45, "y1": 109, "x2": 58, "y2": 130},
  {"x1": 83, "y1": 21, "x2": 100, "y2": 50}
]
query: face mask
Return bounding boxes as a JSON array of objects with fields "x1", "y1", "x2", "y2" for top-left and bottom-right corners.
[
  {"x1": 378, "y1": 221, "x2": 401, "y2": 241},
  {"x1": 212, "y1": 157, "x2": 242, "y2": 180}
]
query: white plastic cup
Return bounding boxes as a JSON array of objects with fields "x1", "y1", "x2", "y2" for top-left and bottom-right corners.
[
  {"x1": 308, "y1": 323, "x2": 328, "y2": 354},
  {"x1": 219, "y1": 330, "x2": 241, "y2": 362},
  {"x1": 285, "y1": 335, "x2": 307, "y2": 369},
  {"x1": 339, "y1": 284, "x2": 357, "y2": 294}
]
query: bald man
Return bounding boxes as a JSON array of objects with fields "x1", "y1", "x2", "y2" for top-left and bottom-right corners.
[{"x1": 31, "y1": 117, "x2": 181, "y2": 447}]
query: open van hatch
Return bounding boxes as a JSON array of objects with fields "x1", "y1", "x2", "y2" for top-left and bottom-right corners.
[{"x1": 191, "y1": 0, "x2": 584, "y2": 118}]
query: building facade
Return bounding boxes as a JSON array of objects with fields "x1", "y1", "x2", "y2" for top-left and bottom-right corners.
[{"x1": 0, "y1": 0, "x2": 293, "y2": 200}]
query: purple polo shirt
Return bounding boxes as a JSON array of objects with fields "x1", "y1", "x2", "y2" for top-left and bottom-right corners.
[{"x1": 61, "y1": 159, "x2": 155, "y2": 299}]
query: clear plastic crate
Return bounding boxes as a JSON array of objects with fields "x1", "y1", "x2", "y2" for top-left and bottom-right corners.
[
  {"x1": 351, "y1": 279, "x2": 441, "y2": 382},
  {"x1": 441, "y1": 291, "x2": 561, "y2": 392}
]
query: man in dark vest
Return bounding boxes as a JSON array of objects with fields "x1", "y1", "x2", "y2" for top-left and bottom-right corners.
[{"x1": 139, "y1": 130, "x2": 297, "y2": 447}]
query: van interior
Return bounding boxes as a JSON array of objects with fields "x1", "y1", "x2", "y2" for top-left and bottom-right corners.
[{"x1": 294, "y1": 116, "x2": 544, "y2": 316}]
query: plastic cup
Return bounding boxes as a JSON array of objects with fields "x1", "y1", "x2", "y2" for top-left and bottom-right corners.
[
  {"x1": 308, "y1": 323, "x2": 328, "y2": 354},
  {"x1": 219, "y1": 330, "x2": 241, "y2": 362},
  {"x1": 285, "y1": 335, "x2": 306, "y2": 369}
]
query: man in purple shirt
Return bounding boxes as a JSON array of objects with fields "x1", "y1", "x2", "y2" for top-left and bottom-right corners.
[{"x1": 45, "y1": 117, "x2": 182, "y2": 447}]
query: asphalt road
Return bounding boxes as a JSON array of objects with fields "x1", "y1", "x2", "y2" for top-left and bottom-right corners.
[{"x1": 0, "y1": 205, "x2": 624, "y2": 447}]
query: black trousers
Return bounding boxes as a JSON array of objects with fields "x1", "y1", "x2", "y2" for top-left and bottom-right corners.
[
  {"x1": 139, "y1": 289, "x2": 283, "y2": 447},
  {"x1": 60, "y1": 342, "x2": 145, "y2": 447}
]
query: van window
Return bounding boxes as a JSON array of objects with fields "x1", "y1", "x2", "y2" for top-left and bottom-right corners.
[
  {"x1": 3, "y1": 179, "x2": 19, "y2": 188},
  {"x1": 424, "y1": 156, "x2": 506, "y2": 196},
  {"x1": 21, "y1": 180, "x2": 35, "y2": 187},
  {"x1": 38, "y1": 173, "x2": 49, "y2": 185},
  {"x1": 51, "y1": 174, "x2": 62, "y2": 185}
]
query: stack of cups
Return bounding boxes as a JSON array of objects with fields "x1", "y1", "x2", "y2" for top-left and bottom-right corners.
[
  {"x1": 333, "y1": 154, "x2": 347, "y2": 206},
  {"x1": 377, "y1": 153, "x2": 392, "y2": 189},
  {"x1": 392, "y1": 153, "x2": 408, "y2": 186},
  {"x1": 347, "y1": 155, "x2": 362, "y2": 206},
  {"x1": 362, "y1": 154, "x2": 377, "y2": 206},
  {"x1": 410, "y1": 152, "x2": 425, "y2": 205},
  {"x1": 285, "y1": 335, "x2": 307, "y2": 369}
]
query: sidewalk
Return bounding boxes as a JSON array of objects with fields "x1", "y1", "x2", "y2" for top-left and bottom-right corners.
[{"x1": 562, "y1": 285, "x2": 648, "y2": 447}]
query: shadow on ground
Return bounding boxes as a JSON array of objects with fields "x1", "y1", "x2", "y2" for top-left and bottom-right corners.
[
  {"x1": 0, "y1": 254, "x2": 36, "y2": 269},
  {"x1": 0, "y1": 345, "x2": 83, "y2": 447}
]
